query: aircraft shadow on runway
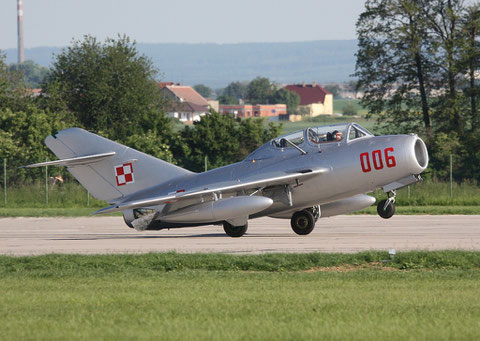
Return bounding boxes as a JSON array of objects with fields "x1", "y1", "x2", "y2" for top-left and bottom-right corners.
[{"x1": 49, "y1": 232, "x2": 296, "y2": 240}]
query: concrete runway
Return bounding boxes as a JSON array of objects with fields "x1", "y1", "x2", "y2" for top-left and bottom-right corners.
[{"x1": 0, "y1": 215, "x2": 479, "y2": 255}]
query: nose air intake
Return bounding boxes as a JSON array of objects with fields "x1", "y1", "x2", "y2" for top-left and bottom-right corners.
[
  {"x1": 410, "y1": 136, "x2": 429, "y2": 174},
  {"x1": 414, "y1": 138, "x2": 428, "y2": 169}
]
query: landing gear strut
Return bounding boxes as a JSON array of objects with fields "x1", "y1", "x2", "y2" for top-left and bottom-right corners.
[
  {"x1": 307, "y1": 205, "x2": 320, "y2": 222},
  {"x1": 290, "y1": 210, "x2": 316, "y2": 235},
  {"x1": 377, "y1": 190, "x2": 396, "y2": 219},
  {"x1": 223, "y1": 221, "x2": 248, "y2": 237}
]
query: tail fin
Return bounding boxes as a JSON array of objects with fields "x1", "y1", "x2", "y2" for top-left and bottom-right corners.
[{"x1": 45, "y1": 128, "x2": 193, "y2": 202}]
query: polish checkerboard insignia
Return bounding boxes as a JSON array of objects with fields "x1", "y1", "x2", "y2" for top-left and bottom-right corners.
[{"x1": 115, "y1": 163, "x2": 134, "y2": 186}]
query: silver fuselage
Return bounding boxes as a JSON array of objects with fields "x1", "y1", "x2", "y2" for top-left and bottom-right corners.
[{"x1": 126, "y1": 128, "x2": 428, "y2": 223}]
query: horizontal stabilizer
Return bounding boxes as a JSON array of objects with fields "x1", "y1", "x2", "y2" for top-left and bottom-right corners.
[{"x1": 23, "y1": 152, "x2": 116, "y2": 168}]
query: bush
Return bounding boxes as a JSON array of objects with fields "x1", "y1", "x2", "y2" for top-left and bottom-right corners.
[{"x1": 342, "y1": 102, "x2": 358, "y2": 116}]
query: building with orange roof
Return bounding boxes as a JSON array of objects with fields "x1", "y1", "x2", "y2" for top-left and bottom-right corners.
[
  {"x1": 159, "y1": 83, "x2": 210, "y2": 122},
  {"x1": 285, "y1": 82, "x2": 333, "y2": 116}
]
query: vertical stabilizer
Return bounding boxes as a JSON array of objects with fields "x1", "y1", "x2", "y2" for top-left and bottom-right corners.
[{"x1": 45, "y1": 128, "x2": 193, "y2": 202}]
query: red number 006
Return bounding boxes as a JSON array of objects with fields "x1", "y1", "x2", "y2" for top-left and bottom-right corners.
[{"x1": 360, "y1": 148, "x2": 396, "y2": 173}]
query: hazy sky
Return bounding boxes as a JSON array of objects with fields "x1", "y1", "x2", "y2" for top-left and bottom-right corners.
[{"x1": 0, "y1": 0, "x2": 365, "y2": 49}]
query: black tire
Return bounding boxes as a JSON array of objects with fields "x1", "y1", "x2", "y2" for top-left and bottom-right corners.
[
  {"x1": 223, "y1": 221, "x2": 248, "y2": 237},
  {"x1": 377, "y1": 199, "x2": 395, "y2": 219},
  {"x1": 290, "y1": 210, "x2": 316, "y2": 235}
]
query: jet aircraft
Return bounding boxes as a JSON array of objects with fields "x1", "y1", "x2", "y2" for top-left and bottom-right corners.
[{"x1": 26, "y1": 123, "x2": 429, "y2": 237}]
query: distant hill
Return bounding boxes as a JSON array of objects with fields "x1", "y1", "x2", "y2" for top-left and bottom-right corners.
[{"x1": 3, "y1": 40, "x2": 358, "y2": 88}]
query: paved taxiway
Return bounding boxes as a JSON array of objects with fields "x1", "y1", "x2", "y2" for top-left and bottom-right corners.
[{"x1": 0, "y1": 215, "x2": 479, "y2": 255}]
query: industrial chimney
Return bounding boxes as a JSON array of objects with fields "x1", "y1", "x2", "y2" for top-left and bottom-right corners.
[{"x1": 17, "y1": 0, "x2": 24, "y2": 64}]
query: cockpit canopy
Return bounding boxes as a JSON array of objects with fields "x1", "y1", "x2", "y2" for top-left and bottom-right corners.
[{"x1": 246, "y1": 123, "x2": 373, "y2": 160}]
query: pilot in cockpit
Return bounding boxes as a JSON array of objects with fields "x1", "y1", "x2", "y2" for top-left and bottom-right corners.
[
  {"x1": 333, "y1": 130, "x2": 343, "y2": 141},
  {"x1": 326, "y1": 130, "x2": 343, "y2": 142}
]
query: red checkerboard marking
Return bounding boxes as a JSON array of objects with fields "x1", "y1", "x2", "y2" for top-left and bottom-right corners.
[{"x1": 115, "y1": 163, "x2": 134, "y2": 186}]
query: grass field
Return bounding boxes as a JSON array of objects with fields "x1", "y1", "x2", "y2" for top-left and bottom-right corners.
[
  {"x1": 1, "y1": 251, "x2": 479, "y2": 340},
  {"x1": 280, "y1": 115, "x2": 378, "y2": 134},
  {"x1": 280, "y1": 99, "x2": 378, "y2": 134},
  {"x1": 333, "y1": 99, "x2": 368, "y2": 116}
]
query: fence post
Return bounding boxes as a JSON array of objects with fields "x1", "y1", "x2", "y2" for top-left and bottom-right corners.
[
  {"x1": 407, "y1": 185, "x2": 410, "y2": 199},
  {"x1": 87, "y1": 190, "x2": 90, "y2": 207},
  {"x1": 3, "y1": 159, "x2": 6, "y2": 205},
  {"x1": 450, "y1": 154, "x2": 453, "y2": 199},
  {"x1": 45, "y1": 160, "x2": 49, "y2": 204},
  {"x1": 205, "y1": 156, "x2": 208, "y2": 172}
]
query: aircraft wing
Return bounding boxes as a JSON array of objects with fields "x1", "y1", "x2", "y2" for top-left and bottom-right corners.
[{"x1": 93, "y1": 167, "x2": 328, "y2": 215}]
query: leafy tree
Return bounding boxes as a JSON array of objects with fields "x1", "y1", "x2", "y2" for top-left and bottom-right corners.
[
  {"x1": 217, "y1": 94, "x2": 237, "y2": 104},
  {"x1": 247, "y1": 77, "x2": 274, "y2": 104},
  {"x1": 0, "y1": 52, "x2": 29, "y2": 112},
  {"x1": 180, "y1": 112, "x2": 240, "y2": 171},
  {"x1": 324, "y1": 84, "x2": 342, "y2": 99},
  {"x1": 455, "y1": 4, "x2": 480, "y2": 181},
  {"x1": 423, "y1": 0, "x2": 467, "y2": 135},
  {"x1": 355, "y1": 0, "x2": 480, "y2": 182},
  {"x1": 0, "y1": 104, "x2": 72, "y2": 182},
  {"x1": 193, "y1": 84, "x2": 213, "y2": 98},
  {"x1": 269, "y1": 88, "x2": 300, "y2": 114},
  {"x1": 125, "y1": 130, "x2": 173, "y2": 161},
  {"x1": 1, "y1": 52, "x2": 70, "y2": 180},
  {"x1": 44, "y1": 35, "x2": 168, "y2": 142},
  {"x1": 459, "y1": 4, "x2": 480, "y2": 134},
  {"x1": 237, "y1": 118, "x2": 282, "y2": 160},
  {"x1": 8, "y1": 60, "x2": 49, "y2": 89},
  {"x1": 222, "y1": 81, "x2": 247, "y2": 101},
  {"x1": 178, "y1": 112, "x2": 282, "y2": 171},
  {"x1": 355, "y1": 0, "x2": 439, "y2": 141}
]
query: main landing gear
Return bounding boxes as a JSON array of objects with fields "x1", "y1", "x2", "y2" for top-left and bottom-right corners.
[
  {"x1": 223, "y1": 221, "x2": 248, "y2": 237},
  {"x1": 290, "y1": 206, "x2": 319, "y2": 235},
  {"x1": 377, "y1": 190, "x2": 396, "y2": 219}
]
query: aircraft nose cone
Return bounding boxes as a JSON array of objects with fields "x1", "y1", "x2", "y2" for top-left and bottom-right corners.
[{"x1": 407, "y1": 136, "x2": 429, "y2": 174}]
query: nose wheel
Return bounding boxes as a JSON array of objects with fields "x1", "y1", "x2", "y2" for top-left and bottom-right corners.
[{"x1": 377, "y1": 190, "x2": 396, "y2": 219}]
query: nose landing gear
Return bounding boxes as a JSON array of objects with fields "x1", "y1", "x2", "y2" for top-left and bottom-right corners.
[{"x1": 377, "y1": 190, "x2": 396, "y2": 219}]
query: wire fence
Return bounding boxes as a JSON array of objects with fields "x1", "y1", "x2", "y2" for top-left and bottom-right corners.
[
  {"x1": 0, "y1": 156, "x2": 479, "y2": 208},
  {"x1": 0, "y1": 158, "x2": 98, "y2": 208}
]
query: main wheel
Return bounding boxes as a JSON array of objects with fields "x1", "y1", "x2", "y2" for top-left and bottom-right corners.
[
  {"x1": 290, "y1": 210, "x2": 316, "y2": 235},
  {"x1": 377, "y1": 199, "x2": 395, "y2": 219},
  {"x1": 223, "y1": 221, "x2": 248, "y2": 237}
]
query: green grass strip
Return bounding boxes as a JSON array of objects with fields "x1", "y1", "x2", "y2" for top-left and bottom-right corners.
[
  {"x1": 0, "y1": 207, "x2": 121, "y2": 217},
  {"x1": 1, "y1": 251, "x2": 480, "y2": 277},
  {"x1": 357, "y1": 205, "x2": 480, "y2": 215}
]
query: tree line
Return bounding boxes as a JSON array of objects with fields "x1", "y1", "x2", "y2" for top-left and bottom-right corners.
[
  {"x1": 0, "y1": 35, "x2": 281, "y2": 183},
  {"x1": 355, "y1": 0, "x2": 480, "y2": 181},
  {"x1": 194, "y1": 77, "x2": 301, "y2": 115}
]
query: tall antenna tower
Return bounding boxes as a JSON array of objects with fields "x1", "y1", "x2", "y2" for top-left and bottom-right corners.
[{"x1": 17, "y1": 0, "x2": 24, "y2": 63}]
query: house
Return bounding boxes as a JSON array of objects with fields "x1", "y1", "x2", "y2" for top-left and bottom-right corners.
[
  {"x1": 159, "y1": 83, "x2": 210, "y2": 122},
  {"x1": 285, "y1": 82, "x2": 333, "y2": 116},
  {"x1": 219, "y1": 104, "x2": 287, "y2": 119}
]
